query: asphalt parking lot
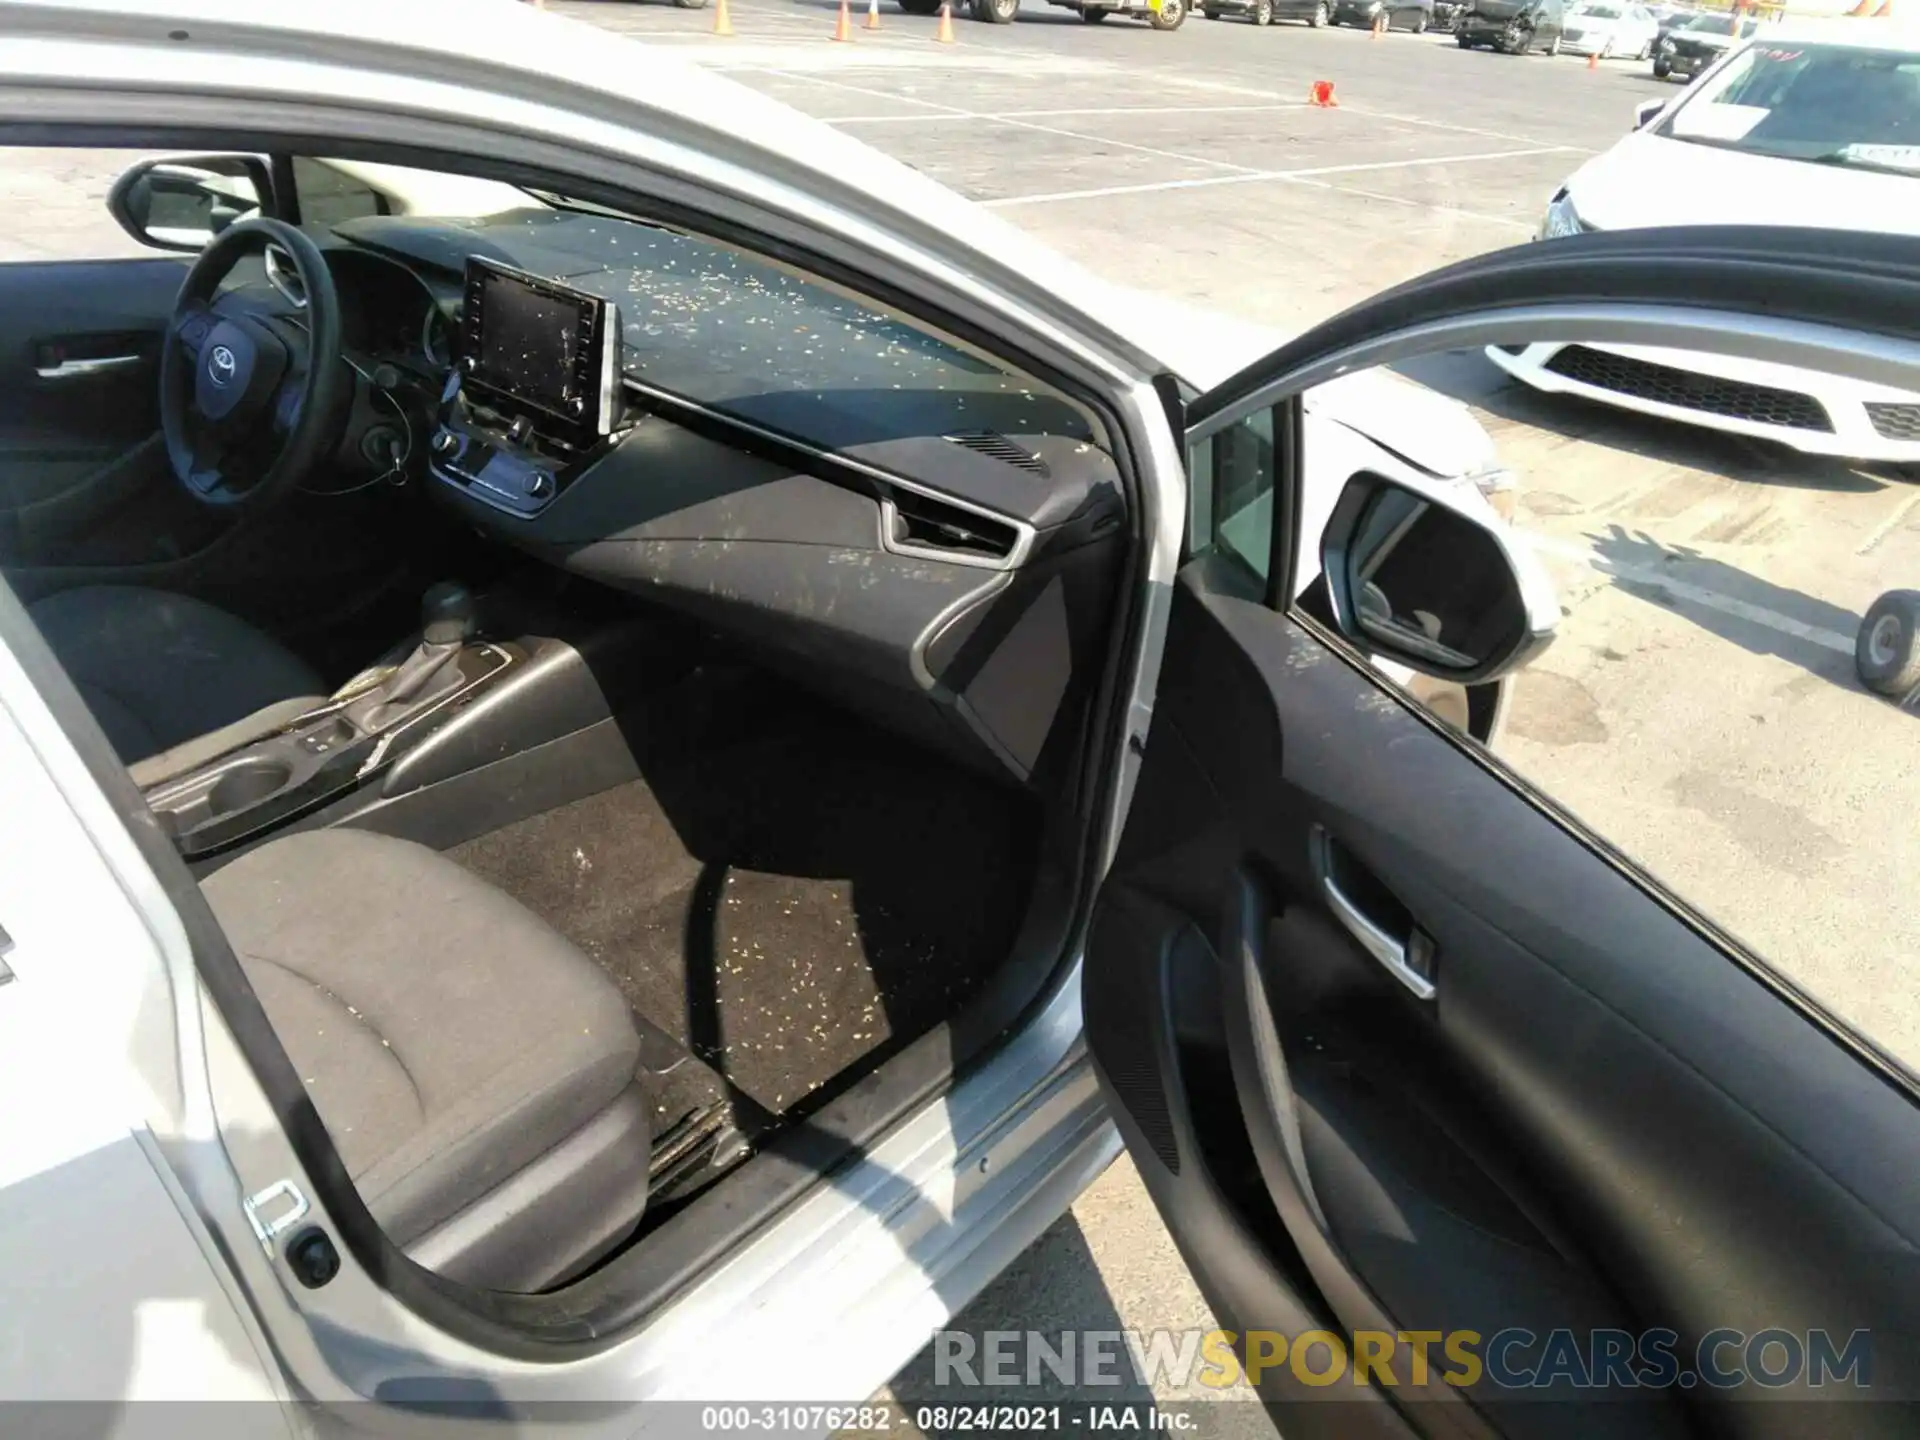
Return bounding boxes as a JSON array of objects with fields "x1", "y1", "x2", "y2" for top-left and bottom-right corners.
[{"x1": 11, "y1": 3, "x2": 1920, "y2": 1424}]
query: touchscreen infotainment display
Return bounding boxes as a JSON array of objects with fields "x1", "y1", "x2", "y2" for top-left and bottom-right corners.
[{"x1": 461, "y1": 259, "x2": 617, "y2": 435}]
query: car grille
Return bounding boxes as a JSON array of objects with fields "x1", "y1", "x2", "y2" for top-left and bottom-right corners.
[
  {"x1": 1867, "y1": 402, "x2": 1920, "y2": 442},
  {"x1": 1543, "y1": 345, "x2": 1834, "y2": 432}
]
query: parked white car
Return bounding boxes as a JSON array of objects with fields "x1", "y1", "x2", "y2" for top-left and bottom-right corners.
[
  {"x1": 1497, "y1": 18, "x2": 1920, "y2": 462},
  {"x1": 5, "y1": 4, "x2": 1920, "y2": 1437},
  {"x1": 1558, "y1": 0, "x2": 1661, "y2": 59}
]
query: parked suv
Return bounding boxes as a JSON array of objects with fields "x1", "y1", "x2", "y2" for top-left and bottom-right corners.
[
  {"x1": 1456, "y1": 0, "x2": 1567, "y2": 52},
  {"x1": 1332, "y1": 0, "x2": 1436, "y2": 28}
]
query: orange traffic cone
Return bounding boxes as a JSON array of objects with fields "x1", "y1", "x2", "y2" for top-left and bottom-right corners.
[
  {"x1": 1876, "y1": 0, "x2": 1894, "y2": 15},
  {"x1": 937, "y1": 2, "x2": 957, "y2": 40},
  {"x1": 1587, "y1": 49, "x2": 1598, "y2": 67},
  {"x1": 866, "y1": 0, "x2": 883, "y2": 26},
  {"x1": 833, "y1": 0, "x2": 854, "y2": 39},
  {"x1": 1308, "y1": 79, "x2": 1338, "y2": 107},
  {"x1": 713, "y1": 0, "x2": 733, "y2": 33},
  {"x1": 1371, "y1": 11, "x2": 1384, "y2": 35},
  {"x1": 1847, "y1": 0, "x2": 1871, "y2": 14}
]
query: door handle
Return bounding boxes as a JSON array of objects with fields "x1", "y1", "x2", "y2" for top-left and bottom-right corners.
[
  {"x1": 1309, "y1": 825, "x2": 1436, "y2": 1000},
  {"x1": 34, "y1": 353, "x2": 144, "y2": 381}
]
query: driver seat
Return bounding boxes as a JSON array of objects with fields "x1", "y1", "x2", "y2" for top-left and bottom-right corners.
[{"x1": 27, "y1": 584, "x2": 328, "y2": 785}]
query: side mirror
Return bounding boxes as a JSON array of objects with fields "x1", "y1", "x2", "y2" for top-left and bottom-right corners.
[
  {"x1": 1320, "y1": 470, "x2": 1556, "y2": 685},
  {"x1": 1633, "y1": 98, "x2": 1665, "y2": 130},
  {"x1": 106, "y1": 155, "x2": 270, "y2": 252}
]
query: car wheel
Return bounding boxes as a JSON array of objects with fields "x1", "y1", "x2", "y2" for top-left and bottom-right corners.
[
  {"x1": 1457, "y1": 29, "x2": 1473, "y2": 43},
  {"x1": 1253, "y1": 0, "x2": 1273, "y2": 22},
  {"x1": 1204, "y1": 6, "x2": 1221, "y2": 15},
  {"x1": 1080, "y1": 4, "x2": 1109, "y2": 16},
  {"x1": 1857, "y1": 591, "x2": 1920, "y2": 697},
  {"x1": 1652, "y1": 54, "x2": 1671, "y2": 76},
  {"x1": 1148, "y1": 0, "x2": 1186, "y2": 27},
  {"x1": 898, "y1": 0, "x2": 940, "y2": 10},
  {"x1": 1310, "y1": 0, "x2": 1330, "y2": 20},
  {"x1": 981, "y1": 0, "x2": 1019, "y2": 21}
]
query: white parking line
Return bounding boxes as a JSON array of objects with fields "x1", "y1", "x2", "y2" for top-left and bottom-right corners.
[
  {"x1": 832, "y1": 102, "x2": 1309, "y2": 123},
  {"x1": 1282, "y1": 173, "x2": 1535, "y2": 230},
  {"x1": 1522, "y1": 530, "x2": 1858, "y2": 655},
  {"x1": 982, "y1": 145, "x2": 1578, "y2": 207}
]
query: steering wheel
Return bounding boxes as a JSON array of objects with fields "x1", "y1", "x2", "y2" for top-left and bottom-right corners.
[{"x1": 161, "y1": 217, "x2": 352, "y2": 510}]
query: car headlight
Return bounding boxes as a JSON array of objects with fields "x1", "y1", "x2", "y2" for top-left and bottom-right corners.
[{"x1": 1540, "y1": 191, "x2": 1585, "y2": 240}]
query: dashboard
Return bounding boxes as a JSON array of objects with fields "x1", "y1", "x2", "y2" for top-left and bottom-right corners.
[{"x1": 285, "y1": 207, "x2": 1130, "y2": 790}]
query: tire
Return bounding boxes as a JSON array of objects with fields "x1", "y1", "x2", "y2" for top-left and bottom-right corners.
[
  {"x1": 1148, "y1": 0, "x2": 1186, "y2": 27},
  {"x1": 1652, "y1": 54, "x2": 1671, "y2": 76},
  {"x1": 898, "y1": 0, "x2": 940, "y2": 11},
  {"x1": 1457, "y1": 29, "x2": 1473, "y2": 44},
  {"x1": 980, "y1": 0, "x2": 1018, "y2": 21},
  {"x1": 1857, "y1": 591, "x2": 1920, "y2": 697},
  {"x1": 1253, "y1": 0, "x2": 1273, "y2": 22},
  {"x1": 673, "y1": 0, "x2": 710, "y2": 8},
  {"x1": 1204, "y1": 6, "x2": 1221, "y2": 15},
  {"x1": 1081, "y1": 4, "x2": 1109, "y2": 15},
  {"x1": 1310, "y1": 0, "x2": 1329, "y2": 22}
]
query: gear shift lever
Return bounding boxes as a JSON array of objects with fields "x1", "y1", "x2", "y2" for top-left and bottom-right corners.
[{"x1": 346, "y1": 581, "x2": 478, "y2": 731}]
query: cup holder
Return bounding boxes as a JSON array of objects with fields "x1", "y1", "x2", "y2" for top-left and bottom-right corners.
[{"x1": 207, "y1": 757, "x2": 295, "y2": 816}]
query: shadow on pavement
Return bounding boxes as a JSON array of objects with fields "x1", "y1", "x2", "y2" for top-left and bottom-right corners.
[{"x1": 1586, "y1": 522, "x2": 1867, "y2": 690}]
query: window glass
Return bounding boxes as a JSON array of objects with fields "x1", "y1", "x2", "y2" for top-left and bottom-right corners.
[
  {"x1": 1189, "y1": 406, "x2": 1276, "y2": 583},
  {"x1": 1294, "y1": 334, "x2": 1920, "y2": 1073},
  {"x1": 1662, "y1": 40, "x2": 1920, "y2": 167},
  {"x1": 0, "y1": 148, "x2": 161, "y2": 261},
  {"x1": 291, "y1": 156, "x2": 388, "y2": 227}
]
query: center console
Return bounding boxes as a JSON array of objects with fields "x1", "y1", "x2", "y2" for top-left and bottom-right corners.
[
  {"x1": 145, "y1": 583, "x2": 517, "y2": 860},
  {"x1": 428, "y1": 258, "x2": 626, "y2": 519}
]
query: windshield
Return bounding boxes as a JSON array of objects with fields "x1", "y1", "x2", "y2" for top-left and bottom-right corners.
[
  {"x1": 1685, "y1": 13, "x2": 1736, "y2": 33},
  {"x1": 1577, "y1": 6, "x2": 1624, "y2": 19},
  {"x1": 1659, "y1": 39, "x2": 1920, "y2": 172}
]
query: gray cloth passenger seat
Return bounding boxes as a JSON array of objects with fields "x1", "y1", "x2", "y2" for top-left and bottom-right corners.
[{"x1": 201, "y1": 827, "x2": 651, "y2": 1292}]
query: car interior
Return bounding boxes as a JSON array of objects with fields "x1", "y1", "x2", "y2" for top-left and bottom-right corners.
[{"x1": 1, "y1": 148, "x2": 1134, "y2": 1295}]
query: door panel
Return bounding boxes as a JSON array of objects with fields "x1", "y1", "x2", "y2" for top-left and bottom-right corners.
[
  {"x1": 1092, "y1": 231, "x2": 1920, "y2": 1438},
  {"x1": 0, "y1": 256, "x2": 192, "y2": 566},
  {"x1": 1096, "y1": 558, "x2": 1920, "y2": 1435}
]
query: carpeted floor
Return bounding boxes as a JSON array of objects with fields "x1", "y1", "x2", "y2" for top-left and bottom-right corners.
[{"x1": 449, "y1": 666, "x2": 1039, "y2": 1141}]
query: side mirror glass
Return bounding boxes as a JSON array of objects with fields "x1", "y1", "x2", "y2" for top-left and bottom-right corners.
[
  {"x1": 1320, "y1": 471, "x2": 1554, "y2": 685},
  {"x1": 106, "y1": 155, "x2": 268, "y2": 252},
  {"x1": 1634, "y1": 98, "x2": 1664, "y2": 130}
]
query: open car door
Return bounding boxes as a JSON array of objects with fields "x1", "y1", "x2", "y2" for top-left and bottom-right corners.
[{"x1": 1087, "y1": 228, "x2": 1920, "y2": 1440}]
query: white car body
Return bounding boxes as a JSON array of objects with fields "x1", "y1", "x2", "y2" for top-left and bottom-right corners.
[
  {"x1": 1501, "y1": 18, "x2": 1920, "y2": 462},
  {"x1": 0, "y1": 0, "x2": 1548, "y2": 1424},
  {"x1": 1558, "y1": 1, "x2": 1660, "y2": 59}
]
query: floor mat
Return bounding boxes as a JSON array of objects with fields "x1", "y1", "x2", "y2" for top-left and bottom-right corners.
[{"x1": 449, "y1": 667, "x2": 1039, "y2": 1138}]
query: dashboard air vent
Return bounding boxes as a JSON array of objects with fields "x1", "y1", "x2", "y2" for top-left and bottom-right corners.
[
  {"x1": 887, "y1": 489, "x2": 1018, "y2": 562},
  {"x1": 944, "y1": 430, "x2": 1050, "y2": 479}
]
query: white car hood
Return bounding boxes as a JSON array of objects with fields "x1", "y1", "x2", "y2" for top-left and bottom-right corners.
[
  {"x1": 1086, "y1": 281, "x2": 1501, "y2": 480},
  {"x1": 1566, "y1": 130, "x2": 1920, "y2": 235}
]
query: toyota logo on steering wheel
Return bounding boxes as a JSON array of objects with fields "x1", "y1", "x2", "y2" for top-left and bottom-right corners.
[{"x1": 208, "y1": 344, "x2": 237, "y2": 386}]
